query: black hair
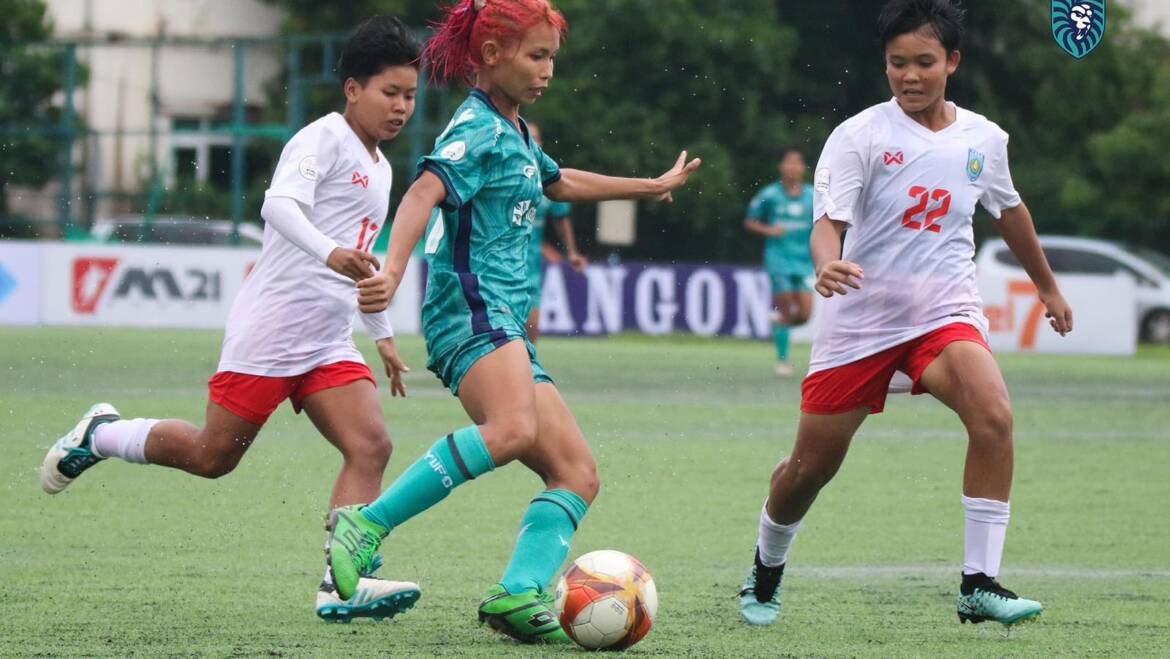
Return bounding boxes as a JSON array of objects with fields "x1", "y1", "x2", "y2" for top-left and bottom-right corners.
[
  {"x1": 337, "y1": 16, "x2": 422, "y2": 88},
  {"x1": 877, "y1": 0, "x2": 965, "y2": 53},
  {"x1": 778, "y1": 146, "x2": 805, "y2": 163}
]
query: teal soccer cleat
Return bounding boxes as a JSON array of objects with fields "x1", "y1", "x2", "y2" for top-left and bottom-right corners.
[
  {"x1": 739, "y1": 549, "x2": 784, "y2": 626},
  {"x1": 957, "y1": 574, "x2": 1043, "y2": 627}
]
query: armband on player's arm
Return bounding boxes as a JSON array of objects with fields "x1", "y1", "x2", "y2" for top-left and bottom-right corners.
[
  {"x1": 261, "y1": 196, "x2": 338, "y2": 264},
  {"x1": 359, "y1": 309, "x2": 395, "y2": 341}
]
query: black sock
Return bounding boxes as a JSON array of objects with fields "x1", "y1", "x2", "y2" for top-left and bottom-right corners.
[{"x1": 960, "y1": 572, "x2": 992, "y2": 596}]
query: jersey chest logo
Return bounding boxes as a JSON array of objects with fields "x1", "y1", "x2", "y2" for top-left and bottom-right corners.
[
  {"x1": 512, "y1": 199, "x2": 537, "y2": 226},
  {"x1": 966, "y1": 149, "x2": 985, "y2": 182},
  {"x1": 351, "y1": 171, "x2": 370, "y2": 188},
  {"x1": 883, "y1": 150, "x2": 905, "y2": 166}
]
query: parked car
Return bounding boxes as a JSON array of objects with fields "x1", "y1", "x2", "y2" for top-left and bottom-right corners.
[
  {"x1": 976, "y1": 235, "x2": 1170, "y2": 344},
  {"x1": 90, "y1": 217, "x2": 264, "y2": 247}
]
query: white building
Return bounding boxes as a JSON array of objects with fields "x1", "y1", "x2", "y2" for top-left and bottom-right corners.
[
  {"x1": 12, "y1": 0, "x2": 288, "y2": 226},
  {"x1": 1129, "y1": 0, "x2": 1170, "y2": 33}
]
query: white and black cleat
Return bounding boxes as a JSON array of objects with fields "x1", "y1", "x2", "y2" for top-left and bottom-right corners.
[{"x1": 40, "y1": 403, "x2": 119, "y2": 494}]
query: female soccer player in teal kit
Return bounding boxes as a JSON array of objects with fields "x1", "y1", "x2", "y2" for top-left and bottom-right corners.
[
  {"x1": 325, "y1": 0, "x2": 700, "y2": 644},
  {"x1": 744, "y1": 147, "x2": 815, "y2": 376}
]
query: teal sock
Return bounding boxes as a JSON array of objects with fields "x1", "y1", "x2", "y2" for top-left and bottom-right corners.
[
  {"x1": 500, "y1": 489, "x2": 590, "y2": 594},
  {"x1": 773, "y1": 325, "x2": 791, "y2": 361},
  {"x1": 361, "y1": 426, "x2": 495, "y2": 531}
]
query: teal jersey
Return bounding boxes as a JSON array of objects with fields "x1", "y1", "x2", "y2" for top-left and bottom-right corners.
[
  {"x1": 418, "y1": 89, "x2": 562, "y2": 353},
  {"x1": 746, "y1": 182, "x2": 815, "y2": 275},
  {"x1": 526, "y1": 197, "x2": 572, "y2": 284}
]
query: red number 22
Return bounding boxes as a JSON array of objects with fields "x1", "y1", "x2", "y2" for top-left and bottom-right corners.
[{"x1": 900, "y1": 186, "x2": 950, "y2": 233}]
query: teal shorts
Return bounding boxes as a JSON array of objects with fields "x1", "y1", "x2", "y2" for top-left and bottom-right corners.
[
  {"x1": 426, "y1": 332, "x2": 553, "y2": 396},
  {"x1": 769, "y1": 271, "x2": 811, "y2": 295}
]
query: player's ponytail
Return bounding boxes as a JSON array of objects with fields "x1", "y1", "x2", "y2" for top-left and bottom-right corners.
[{"x1": 423, "y1": 0, "x2": 568, "y2": 85}]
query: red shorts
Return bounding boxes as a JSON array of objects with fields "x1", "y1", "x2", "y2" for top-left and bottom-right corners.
[
  {"x1": 208, "y1": 361, "x2": 376, "y2": 425},
  {"x1": 801, "y1": 322, "x2": 990, "y2": 415}
]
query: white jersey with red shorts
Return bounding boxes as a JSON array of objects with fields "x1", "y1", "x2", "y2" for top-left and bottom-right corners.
[
  {"x1": 805, "y1": 98, "x2": 1020, "y2": 414},
  {"x1": 213, "y1": 113, "x2": 394, "y2": 424}
]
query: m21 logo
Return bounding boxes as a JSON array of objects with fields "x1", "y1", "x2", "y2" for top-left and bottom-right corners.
[{"x1": 72, "y1": 258, "x2": 222, "y2": 314}]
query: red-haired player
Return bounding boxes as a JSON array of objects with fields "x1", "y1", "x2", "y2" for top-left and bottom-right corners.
[{"x1": 324, "y1": 0, "x2": 700, "y2": 644}]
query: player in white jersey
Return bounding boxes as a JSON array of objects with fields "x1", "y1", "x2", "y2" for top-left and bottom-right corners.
[
  {"x1": 40, "y1": 17, "x2": 424, "y2": 622},
  {"x1": 739, "y1": 0, "x2": 1074, "y2": 629}
]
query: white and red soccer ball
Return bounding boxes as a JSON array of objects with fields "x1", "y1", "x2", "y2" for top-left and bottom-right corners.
[{"x1": 554, "y1": 550, "x2": 658, "y2": 650}]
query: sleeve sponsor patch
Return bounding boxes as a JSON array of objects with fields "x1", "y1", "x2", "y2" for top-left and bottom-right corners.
[
  {"x1": 298, "y1": 155, "x2": 319, "y2": 181},
  {"x1": 440, "y1": 141, "x2": 467, "y2": 162},
  {"x1": 814, "y1": 166, "x2": 830, "y2": 194}
]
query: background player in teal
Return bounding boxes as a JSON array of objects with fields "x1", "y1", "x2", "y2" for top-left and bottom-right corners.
[
  {"x1": 325, "y1": 0, "x2": 701, "y2": 645},
  {"x1": 524, "y1": 121, "x2": 588, "y2": 342},
  {"x1": 744, "y1": 147, "x2": 815, "y2": 376}
]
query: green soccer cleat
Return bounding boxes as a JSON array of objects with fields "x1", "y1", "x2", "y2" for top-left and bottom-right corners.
[
  {"x1": 956, "y1": 575, "x2": 1043, "y2": 627},
  {"x1": 739, "y1": 548, "x2": 784, "y2": 626},
  {"x1": 478, "y1": 583, "x2": 571, "y2": 644},
  {"x1": 41, "y1": 403, "x2": 120, "y2": 494},
  {"x1": 325, "y1": 505, "x2": 389, "y2": 601}
]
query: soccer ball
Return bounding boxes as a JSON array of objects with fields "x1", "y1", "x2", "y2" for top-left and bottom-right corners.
[{"x1": 554, "y1": 549, "x2": 657, "y2": 650}]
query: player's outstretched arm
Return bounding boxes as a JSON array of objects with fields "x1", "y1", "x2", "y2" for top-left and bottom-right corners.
[
  {"x1": 357, "y1": 171, "x2": 448, "y2": 313},
  {"x1": 545, "y1": 151, "x2": 701, "y2": 204},
  {"x1": 996, "y1": 203, "x2": 1073, "y2": 336},
  {"x1": 810, "y1": 216, "x2": 863, "y2": 298}
]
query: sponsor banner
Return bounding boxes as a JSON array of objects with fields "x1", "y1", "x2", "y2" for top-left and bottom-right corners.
[
  {"x1": 41, "y1": 243, "x2": 422, "y2": 334},
  {"x1": 535, "y1": 262, "x2": 800, "y2": 339},
  {"x1": 0, "y1": 241, "x2": 44, "y2": 326},
  {"x1": 533, "y1": 262, "x2": 1132, "y2": 355},
  {"x1": 979, "y1": 271, "x2": 1135, "y2": 355}
]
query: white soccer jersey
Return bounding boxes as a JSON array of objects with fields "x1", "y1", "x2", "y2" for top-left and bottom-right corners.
[
  {"x1": 810, "y1": 98, "x2": 1021, "y2": 373},
  {"x1": 218, "y1": 112, "x2": 394, "y2": 376}
]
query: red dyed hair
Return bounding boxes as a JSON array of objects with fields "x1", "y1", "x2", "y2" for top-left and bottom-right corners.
[{"x1": 423, "y1": 0, "x2": 568, "y2": 85}]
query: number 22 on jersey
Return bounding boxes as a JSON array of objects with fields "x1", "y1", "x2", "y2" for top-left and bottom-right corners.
[{"x1": 900, "y1": 186, "x2": 951, "y2": 233}]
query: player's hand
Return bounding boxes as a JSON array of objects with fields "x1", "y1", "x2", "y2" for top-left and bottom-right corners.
[
  {"x1": 1040, "y1": 289, "x2": 1073, "y2": 336},
  {"x1": 327, "y1": 248, "x2": 380, "y2": 283},
  {"x1": 375, "y1": 337, "x2": 409, "y2": 397},
  {"x1": 770, "y1": 225, "x2": 787, "y2": 237},
  {"x1": 568, "y1": 251, "x2": 589, "y2": 272},
  {"x1": 357, "y1": 271, "x2": 400, "y2": 313},
  {"x1": 652, "y1": 150, "x2": 702, "y2": 203},
  {"x1": 814, "y1": 260, "x2": 864, "y2": 298}
]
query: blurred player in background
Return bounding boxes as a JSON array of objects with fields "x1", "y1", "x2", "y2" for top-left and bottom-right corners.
[
  {"x1": 738, "y1": 0, "x2": 1073, "y2": 629},
  {"x1": 324, "y1": 0, "x2": 700, "y2": 644},
  {"x1": 41, "y1": 16, "x2": 423, "y2": 622},
  {"x1": 744, "y1": 147, "x2": 815, "y2": 376},
  {"x1": 523, "y1": 121, "x2": 587, "y2": 342}
]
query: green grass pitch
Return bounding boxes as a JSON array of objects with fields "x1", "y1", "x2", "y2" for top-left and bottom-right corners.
[{"x1": 2, "y1": 327, "x2": 1168, "y2": 657}]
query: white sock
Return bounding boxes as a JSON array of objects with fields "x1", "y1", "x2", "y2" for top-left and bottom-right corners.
[
  {"x1": 962, "y1": 495, "x2": 1010, "y2": 577},
  {"x1": 757, "y1": 501, "x2": 803, "y2": 568},
  {"x1": 91, "y1": 418, "x2": 158, "y2": 464},
  {"x1": 322, "y1": 567, "x2": 334, "y2": 588}
]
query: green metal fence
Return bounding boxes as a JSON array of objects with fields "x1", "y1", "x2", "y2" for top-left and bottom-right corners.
[{"x1": 0, "y1": 32, "x2": 450, "y2": 247}]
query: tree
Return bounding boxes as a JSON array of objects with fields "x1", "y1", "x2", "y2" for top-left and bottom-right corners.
[
  {"x1": 0, "y1": 0, "x2": 82, "y2": 234},
  {"x1": 265, "y1": 0, "x2": 1170, "y2": 258}
]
